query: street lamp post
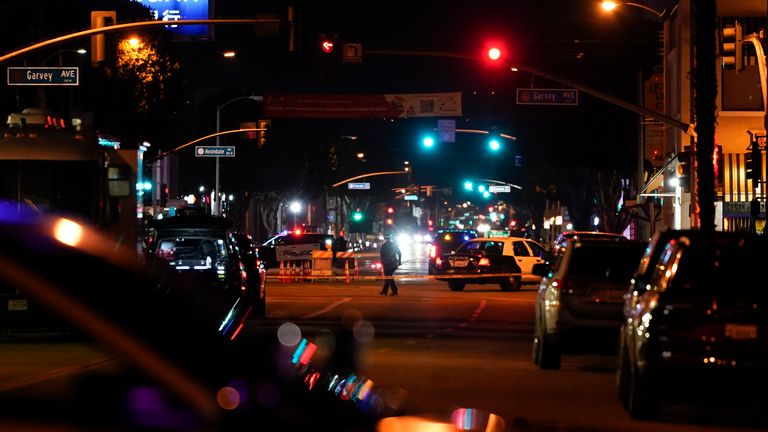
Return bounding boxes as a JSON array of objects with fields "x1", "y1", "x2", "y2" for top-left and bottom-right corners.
[{"x1": 214, "y1": 95, "x2": 263, "y2": 216}]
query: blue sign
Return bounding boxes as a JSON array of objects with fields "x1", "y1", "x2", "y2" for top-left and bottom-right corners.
[
  {"x1": 133, "y1": 0, "x2": 211, "y2": 39},
  {"x1": 195, "y1": 146, "x2": 236, "y2": 157},
  {"x1": 7, "y1": 67, "x2": 79, "y2": 86},
  {"x1": 516, "y1": 88, "x2": 578, "y2": 106},
  {"x1": 347, "y1": 182, "x2": 371, "y2": 190},
  {"x1": 404, "y1": 195, "x2": 418, "y2": 201}
]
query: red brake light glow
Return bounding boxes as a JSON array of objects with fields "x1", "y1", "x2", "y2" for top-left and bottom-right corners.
[{"x1": 429, "y1": 244, "x2": 437, "y2": 259}]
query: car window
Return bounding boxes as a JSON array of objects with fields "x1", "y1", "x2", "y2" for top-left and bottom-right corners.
[
  {"x1": 155, "y1": 236, "x2": 228, "y2": 261},
  {"x1": 459, "y1": 241, "x2": 483, "y2": 252},
  {"x1": 484, "y1": 241, "x2": 503, "y2": 255},
  {"x1": 526, "y1": 240, "x2": 545, "y2": 257},
  {"x1": 512, "y1": 241, "x2": 531, "y2": 257},
  {"x1": 567, "y1": 243, "x2": 645, "y2": 282}
]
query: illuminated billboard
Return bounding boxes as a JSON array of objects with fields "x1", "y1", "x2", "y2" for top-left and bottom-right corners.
[{"x1": 133, "y1": 0, "x2": 213, "y2": 39}]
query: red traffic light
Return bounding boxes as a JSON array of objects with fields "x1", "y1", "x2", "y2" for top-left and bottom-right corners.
[
  {"x1": 482, "y1": 40, "x2": 507, "y2": 66},
  {"x1": 321, "y1": 40, "x2": 335, "y2": 53},
  {"x1": 387, "y1": 207, "x2": 394, "y2": 214}
]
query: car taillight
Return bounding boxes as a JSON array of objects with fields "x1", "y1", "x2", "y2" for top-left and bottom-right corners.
[
  {"x1": 478, "y1": 257, "x2": 490, "y2": 266},
  {"x1": 429, "y1": 244, "x2": 437, "y2": 259},
  {"x1": 435, "y1": 257, "x2": 443, "y2": 266}
]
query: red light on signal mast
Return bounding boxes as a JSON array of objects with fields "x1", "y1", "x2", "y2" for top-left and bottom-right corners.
[
  {"x1": 488, "y1": 47, "x2": 501, "y2": 61},
  {"x1": 321, "y1": 40, "x2": 334, "y2": 53}
]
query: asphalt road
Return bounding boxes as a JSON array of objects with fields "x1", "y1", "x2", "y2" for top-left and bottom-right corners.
[{"x1": 1, "y1": 243, "x2": 765, "y2": 431}]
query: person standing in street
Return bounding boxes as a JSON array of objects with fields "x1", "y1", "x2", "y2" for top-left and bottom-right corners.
[{"x1": 379, "y1": 234, "x2": 401, "y2": 296}]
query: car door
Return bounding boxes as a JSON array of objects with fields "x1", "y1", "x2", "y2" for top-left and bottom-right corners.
[{"x1": 511, "y1": 240, "x2": 543, "y2": 282}]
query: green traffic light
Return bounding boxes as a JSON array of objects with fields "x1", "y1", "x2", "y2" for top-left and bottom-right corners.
[
  {"x1": 464, "y1": 181, "x2": 473, "y2": 191},
  {"x1": 489, "y1": 138, "x2": 501, "y2": 151},
  {"x1": 353, "y1": 212, "x2": 363, "y2": 221},
  {"x1": 422, "y1": 136, "x2": 435, "y2": 148}
]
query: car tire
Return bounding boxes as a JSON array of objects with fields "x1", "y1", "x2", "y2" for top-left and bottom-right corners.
[
  {"x1": 537, "y1": 325, "x2": 561, "y2": 370},
  {"x1": 448, "y1": 281, "x2": 465, "y2": 292},
  {"x1": 628, "y1": 365, "x2": 659, "y2": 420},
  {"x1": 500, "y1": 275, "x2": 522, "y2": 292}
]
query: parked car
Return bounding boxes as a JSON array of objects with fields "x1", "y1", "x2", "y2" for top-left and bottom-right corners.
[
  {"x1": 432, "y1": 237, "x2": 548, "y2": 291},
  {"x1": 616, "y1": 232, "x2": 768, "y2": 420},
  {"x1": 551, "y1": 231, "x2": 628, "y2": 256},
  {"x1": 232, "y1": 232, "x2": 267, "y2": 318},
  {"x1": 144, "y1": 215, "x2": 259, "y2": 319},
  {"x1": 427, "y1": 229, "x2": 478, "y2": 274},
  {"x1": 532, "y1": 238, "x2": 647, "y2": 370},
  {"x1": 258, "y1": 231, "x2": 334, "y2": 269}
]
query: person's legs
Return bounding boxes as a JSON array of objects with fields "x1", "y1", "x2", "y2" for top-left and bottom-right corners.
[{"x1": 381, "y1": 266, "x2": 395, "y2": 295}]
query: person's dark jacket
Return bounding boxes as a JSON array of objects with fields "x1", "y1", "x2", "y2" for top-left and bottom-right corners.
[{"x1": 379, "y1": 240, "x2": 401, "y2": 269}]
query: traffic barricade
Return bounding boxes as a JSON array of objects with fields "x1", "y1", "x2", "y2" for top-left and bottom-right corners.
[{"x1": 311, "y1": 250, "x2": 334, "y2": 280}]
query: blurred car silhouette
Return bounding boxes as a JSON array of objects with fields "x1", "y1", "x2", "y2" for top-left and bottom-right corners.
[
  {"x1": 0, "y1": 200, "x2": 428, "y2": 431},
  {"x1": 616, "y1": 231, "x2": 768, "y2": 420},
  {"x1": 144, "y1": 216, "x2": 261, "y2": 318},
  {"x1": 532, "y1": 238, "x2": 647, "y2": 370},
  {"x1": 232, "y1": 232, "x2": 267, "y2": 318}
]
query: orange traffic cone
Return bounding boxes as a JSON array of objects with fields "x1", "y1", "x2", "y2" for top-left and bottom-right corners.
[
  {"x1": 278, "y1": 260, "x2": 285, "y2": 282},
  {"x1": 344, "y1": 260, "x2": 350, "y2": 283}
]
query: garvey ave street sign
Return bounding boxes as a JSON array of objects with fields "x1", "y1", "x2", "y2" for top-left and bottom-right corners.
[
  {"x1": 516, "y1": 88, "x2": 578, "y2": 105},
  {"x1": 195, "y1": 146, "x2": 236, "y2": 157},
  {"x1": 7, "y1": 67, "x2": 79, "y2": 86}
]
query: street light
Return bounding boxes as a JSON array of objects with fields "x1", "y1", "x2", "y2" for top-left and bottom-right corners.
[
  {"x1": 215, "y1": 95, "x2": 263, "y2": 216},
  {"x1": 599, "y1": 1, "x2": 665, "y2": 18},
  {"x1": 43, "y1": 48, "x2": 87, "y2": 66},
  {"x1": 289, "y1": 201, "x2": 301, "y2": 229}
]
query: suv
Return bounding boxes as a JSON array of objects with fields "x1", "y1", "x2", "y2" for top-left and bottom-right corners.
[
  {"x1": 532, "y1": 238, "x2": 647, "y2": 370},
  {"x1": 427, "y1": 229, "x2": 477, "y2": 274},
  {"x1": 551, "y1": 231, "x2": 627, "y2": 256},
  {"x1": 144, "y1": 216, "x2": 259, "y2": 316},
  {"x1": 617, "y1": 232, "x2": 768, "y2": 420},
  {"x1": 258, "y1": 231, "x2": 334, "y2": 269}
]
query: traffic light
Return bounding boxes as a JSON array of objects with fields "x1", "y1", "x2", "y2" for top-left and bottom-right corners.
[
  {"x1": 482, "y1": 40, "x2": 506, "y2": 66},
  {"x1": 318, "y1": 33, "x2": 339, "y2": 56},
  {"x1": 257, "y1": 119, "x2": 270, "y2": 148},
  {"x1": 349, "y1": 209, "x2": 371, "y2": 232},
  {"x1": 91, "y1": 11, "x2": 116, "y2": 66},
  {"x1": 488, "y1": 137, "x2": 502, "y2": 152},
  {"x1": 421, "y1": 134, "x2": 436, "y2": 149},
  {"x1": 387, "y1": 207, "x2": 394, "y2": 214},
  {"x1": 463, "y1": 181, "x2": 473, "y2": 191},
  {"x1": 676, "y1": 150, "x2": 692, "y2": 192},
  {"x1": 746, "y1": 144, "x2": 762, "y2": 182},
  {"x1": 721, "y1": 21, "x2": 743, "y2": 70}
]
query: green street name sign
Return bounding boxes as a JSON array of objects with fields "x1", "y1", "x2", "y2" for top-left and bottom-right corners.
[{"x1": 7, "y1": 67, "x2": 79, "y2": 86}]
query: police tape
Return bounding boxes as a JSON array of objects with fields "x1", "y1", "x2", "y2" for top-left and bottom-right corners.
[{"x1": 265, "y1": 272, "x2": 523, "y2": 281}]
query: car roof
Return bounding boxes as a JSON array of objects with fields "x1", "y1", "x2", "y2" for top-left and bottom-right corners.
[{"x1": 470, "y1": 236, "x2": 531, "y2": 242}]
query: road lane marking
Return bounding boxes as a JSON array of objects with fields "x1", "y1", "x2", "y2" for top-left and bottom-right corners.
[{"x1": 300, "y1": 297, "x2": 352, "y2": 319}]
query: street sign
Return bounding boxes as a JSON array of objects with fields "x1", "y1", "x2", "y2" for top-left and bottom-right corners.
[
  {"x1": 437, "y1": 119, "x2": 456, "y2": 142},
  {"x1": 342, "y1": 43, "x2": 363, "y2": 63},
  {"x1": 488, "y1": 185, "x2": 511, "y2": 193},
  {"x1": 516, "y1": 88, "x2": 578, "y2": 105},
  {"x1": 195, "y1": 146, "x2": 235, "y2": 157},
  {"x1": 7, "y1": 67, "x2": 79, "y2": 86},
  {"x1": 404, "y1": 194, "x2": 418, "y2": 201},
  {"x1": 347, "y1": 182, "x2": 370, "y2": 190}
]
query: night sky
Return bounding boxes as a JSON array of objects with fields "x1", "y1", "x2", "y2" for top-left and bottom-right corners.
[{"x1": 0, "y1": 0, "x2": 665, "y2": 197}]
